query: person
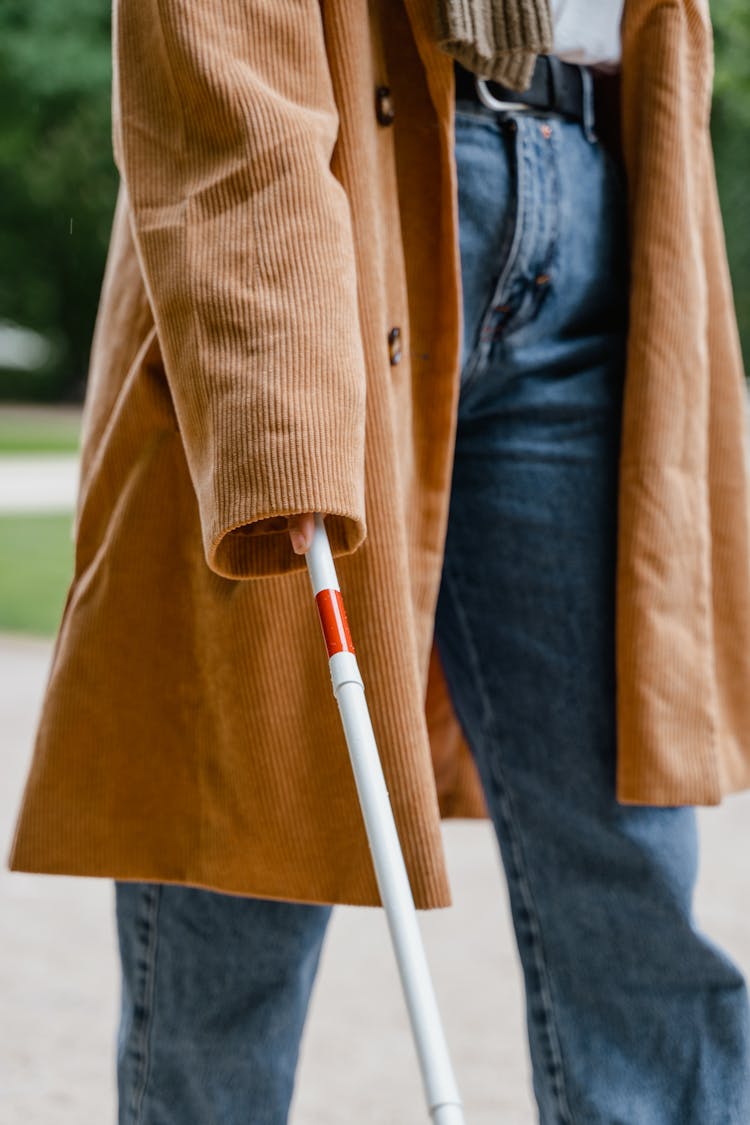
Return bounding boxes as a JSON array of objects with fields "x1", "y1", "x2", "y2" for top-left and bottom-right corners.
[{"x1": 8, "y1": 1, "x2": 750, "y2": 1122}]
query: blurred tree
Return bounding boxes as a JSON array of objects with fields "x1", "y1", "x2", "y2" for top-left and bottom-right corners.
[
  {"x1": 711, "y1": 0, "x2": 750, "y2": 367},
  {"x1": 0, "y1": 0, "x2": 116, "y2": 401}
]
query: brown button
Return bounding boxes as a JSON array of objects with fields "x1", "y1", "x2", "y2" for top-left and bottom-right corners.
[
  {"x1": 375, "y1": 85, "x2": 395, "y2": 126},
  {"x1": 388, "y1": 326, "x2": 402, "y2": 365}
]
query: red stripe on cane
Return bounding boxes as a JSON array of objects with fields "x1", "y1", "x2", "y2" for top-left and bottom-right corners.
[{"x1": 315, "y1": 588, "x2": 355, "y2": 657}]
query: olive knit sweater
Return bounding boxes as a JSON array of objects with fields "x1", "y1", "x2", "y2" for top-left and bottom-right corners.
[{"x1": 433, "y1": 0, "x2": 553, "y2": 90}]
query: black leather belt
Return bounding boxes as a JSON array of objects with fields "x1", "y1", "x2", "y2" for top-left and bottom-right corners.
[{"x1": 454, "y1": 55, "x2": 597, "y2": 126}]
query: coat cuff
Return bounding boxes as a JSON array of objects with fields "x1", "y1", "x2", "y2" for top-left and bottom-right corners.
[{"x1": 113, "y1": 0, "x2": 367, "y2": 580}]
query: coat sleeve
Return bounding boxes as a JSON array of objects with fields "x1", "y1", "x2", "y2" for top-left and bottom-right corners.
[{"x1": 111, "y1": 0, "x2": 367, "y2": 579}]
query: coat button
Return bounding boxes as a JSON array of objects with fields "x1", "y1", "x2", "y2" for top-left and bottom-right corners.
[
  {"x1": 388, "y1": 326, "x2": 402, "y2": 365},
  {"x1": 375, "y1": 85, "x2": 395, "y2": 126}
]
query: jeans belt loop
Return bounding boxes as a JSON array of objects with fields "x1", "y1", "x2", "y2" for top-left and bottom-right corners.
[{"x1": 580, "y1": 65, "x2": 598, "y2": 143}]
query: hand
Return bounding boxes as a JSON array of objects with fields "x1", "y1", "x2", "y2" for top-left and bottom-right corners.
[{"x1": 288, "y1": 512, "x2": 316, "y2": 555}]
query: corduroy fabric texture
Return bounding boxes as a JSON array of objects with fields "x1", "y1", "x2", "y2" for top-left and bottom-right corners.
[
  {"x1": 432, "y1": 0, "x2": 553, "y2": 90},
  {"x1": 110, "y1": 0, "x2": 369, "y2": 579},
  {"x1": 614, "y1": 0, "x2": 750, "y2": 802},
  {"x1": 8, "y1": 0, "x2": 750, "y2": 909}
]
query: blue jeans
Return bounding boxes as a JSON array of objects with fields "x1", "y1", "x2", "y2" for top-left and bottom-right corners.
[{"x1": 115, "y1": 90, "x2": 750, "y2": 1124}]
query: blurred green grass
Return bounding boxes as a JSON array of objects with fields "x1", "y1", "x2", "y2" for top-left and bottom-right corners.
[
  {"x1": 0, "y1": 408, "x2": 80, "y2": 634},
  {"x1": 0, "y1": 409, "x2": 81, "y2": 453},
  {"x1": 0, "y1": 513, "x2": 75, "y2": 635}
]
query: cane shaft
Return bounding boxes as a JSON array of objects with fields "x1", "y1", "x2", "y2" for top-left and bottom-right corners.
[{"x1": 305, "y1": 514, "x2": 465, "y2": 1124}]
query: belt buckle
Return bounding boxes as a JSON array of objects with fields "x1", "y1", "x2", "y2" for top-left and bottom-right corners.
[{"x1": 474, "y1": 75, "x2": 533, "y2": 114}]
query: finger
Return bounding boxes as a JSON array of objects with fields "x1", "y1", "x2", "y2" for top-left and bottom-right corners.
[{"x1": 288, "y1": 512, "x2": 316, "y2": 554}]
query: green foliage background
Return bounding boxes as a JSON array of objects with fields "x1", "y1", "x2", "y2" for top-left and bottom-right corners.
[
  {"x1": 0, "y1": 0, "x2": 115, "y2": 401},
  {"x1": 0, "y1": 0, "x2": 748, "y2": 402},
  {"x1": 712, "y1": 0, "x2": 750, "y2": 360}
]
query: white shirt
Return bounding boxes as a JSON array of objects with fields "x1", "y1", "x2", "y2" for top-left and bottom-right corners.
[{"x1": 550, "y1": 0, "x2": 625, "y2": 68}]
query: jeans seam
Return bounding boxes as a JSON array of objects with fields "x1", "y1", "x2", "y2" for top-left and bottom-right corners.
[
  {"x1": 488, "y1": 119, "x2": 560, "y2": 344},
  {"x1": 128, "y1": 884, "x2": 161, "y2": 1124},
  {"x1": 440, "y1": 560, "x2": 577, "y2": 1125},
  {"x1": 460, "y1": 117, "x2": 524, "y2": 396}
]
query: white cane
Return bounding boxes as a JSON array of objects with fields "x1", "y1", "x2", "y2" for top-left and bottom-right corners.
[{"x1": 304, "y1": 511, "x2": 465, "y2": 1125}]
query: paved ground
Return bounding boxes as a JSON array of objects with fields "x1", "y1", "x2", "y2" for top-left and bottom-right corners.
[
  {"x1": 2, "y1": 633, "x2": 750, "y2": 1123},
  {"x1": 0, "y1": 455, "x2": 79, "y2": 513}
]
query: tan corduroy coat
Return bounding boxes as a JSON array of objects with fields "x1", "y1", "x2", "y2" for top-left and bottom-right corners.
[{"x1": 9, "y1": 0, "x2": 750, "y2": 908}]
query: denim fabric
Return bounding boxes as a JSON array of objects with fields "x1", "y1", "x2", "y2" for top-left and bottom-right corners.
[
  {"x1": 115, "y1": 88, "x2": 750, "y2": 1125},
  {"x1": 432, "y1": 98, "x2": 750, "y2": 1123},
  {"x1": 115, "y1": 883, "x2": 331, "y2": 1125}
]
